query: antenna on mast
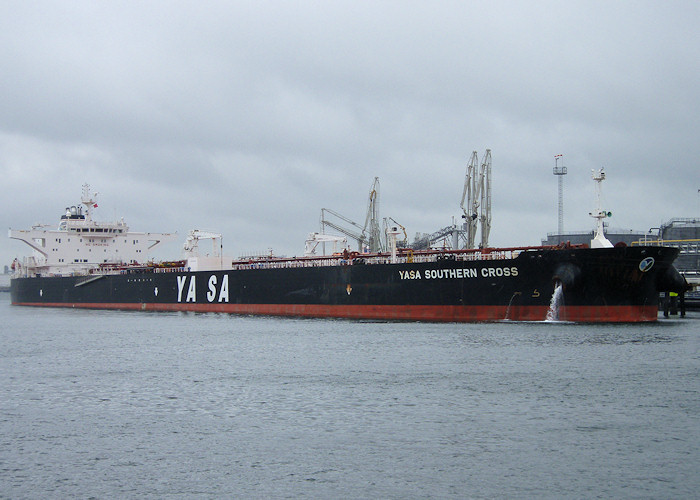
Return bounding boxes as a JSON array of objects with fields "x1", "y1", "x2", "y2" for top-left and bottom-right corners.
[
  {"x1": 553, "y1": 155, "x2": 567, "y2": 243},
  {"x1": 81, "y1": 183, "x2": 98, "y2": 221},
  {"x1": 589, "y1": 168, "x2": 613, "y2": 248}
]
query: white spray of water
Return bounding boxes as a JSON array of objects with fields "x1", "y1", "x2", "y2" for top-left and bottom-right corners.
[{"x1": 545, "y1": 282, "x2": 564, "y2": 321}]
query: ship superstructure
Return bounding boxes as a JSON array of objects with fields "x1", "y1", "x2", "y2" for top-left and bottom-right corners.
[{"x1": 9, "y1": 184, "x2": 176, "y2": 277}]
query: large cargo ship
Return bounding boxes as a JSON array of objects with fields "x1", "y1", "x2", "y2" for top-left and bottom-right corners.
[{"x1": 9, "y1": 179, "x2": 687, "y2": 322}]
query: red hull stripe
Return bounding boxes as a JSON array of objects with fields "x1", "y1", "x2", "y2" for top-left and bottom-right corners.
[{"x1": 13, "y1": 302, "x2": 660, "y2": 322}]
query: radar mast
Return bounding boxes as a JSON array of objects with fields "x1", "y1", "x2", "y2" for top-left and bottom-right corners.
[{"x1": 589, "y1": 168, "x2": 613, "y2": 248}]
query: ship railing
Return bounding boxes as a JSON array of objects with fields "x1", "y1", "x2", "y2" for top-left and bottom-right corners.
[
  {"x1": 226, "y1": 245, "x2": 574, "y2": 271},
  {"x1": 10, "y1": 244, "x2": 580, "y2": 277},
  {"x1": 152, "y1": 266, "x2": 187, "y2": 273},
  {"x1": 632, "y1": 237, "x2": 700, "y2": 249},
  {"x1": 10, "y1": 256, "x2": 41, "y2": 278},
  {"x1": 81, "y1": 260, "x2": 189, "y2": 276}
]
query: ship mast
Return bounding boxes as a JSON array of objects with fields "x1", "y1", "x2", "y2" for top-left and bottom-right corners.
[
  {"x1": 589, "y1": 168, "x2": 613, "y2": 248},
  {"x1": 81, "y1": 183, "x2": 98, "y2": 222}
]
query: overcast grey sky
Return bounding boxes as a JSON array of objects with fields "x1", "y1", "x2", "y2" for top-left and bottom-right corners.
[{"x1": 2, "y1": 0, "x2": 699, "y2": 264}]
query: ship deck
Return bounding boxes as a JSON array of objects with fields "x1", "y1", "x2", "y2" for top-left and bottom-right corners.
[{"x1": 12, "y1": 243, "x2": 586, "y2": 278}]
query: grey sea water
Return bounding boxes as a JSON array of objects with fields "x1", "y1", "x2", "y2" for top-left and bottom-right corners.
[{"x1": 1, "y1": 293, "x2": 698, "y2": 499}]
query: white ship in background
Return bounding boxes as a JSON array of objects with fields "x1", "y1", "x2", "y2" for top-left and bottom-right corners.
[{"x1": 9, "y1": 184, "x2": 176, "y2": 277}]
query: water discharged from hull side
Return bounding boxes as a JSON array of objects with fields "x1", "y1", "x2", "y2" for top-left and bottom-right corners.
[{"x1": 545, "y1": 282, "x2": 564, "y2": 321}]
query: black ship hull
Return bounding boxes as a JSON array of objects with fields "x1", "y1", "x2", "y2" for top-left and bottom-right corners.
[{"x1": 10, "y1": 246, "x2": 685, "y2": 322}]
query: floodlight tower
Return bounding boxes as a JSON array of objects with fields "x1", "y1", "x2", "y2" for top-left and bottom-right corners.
[{"x1": 553, "y1": 154, "x2": 567, "y2": 242}]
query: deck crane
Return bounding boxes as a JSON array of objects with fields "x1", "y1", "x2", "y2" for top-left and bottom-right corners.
[
  {"x1": 304, "y1": 233, "x2": 348, "y2": 256},
  {"x1": 319, "y1": 177, "x2": 385, "y2": 254},
  {"x1": 460, "y1": 149, "x2": 492, "y2": 249},
  {"x1": 183, "y1": 229, "x2": 223, "y2": 257},
  {"x1": 183, "y1": 229, "x2": 224, "y2": 270},
  {"x1": 319, "y1": 208, "x2": 367, "y2": 251}
]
